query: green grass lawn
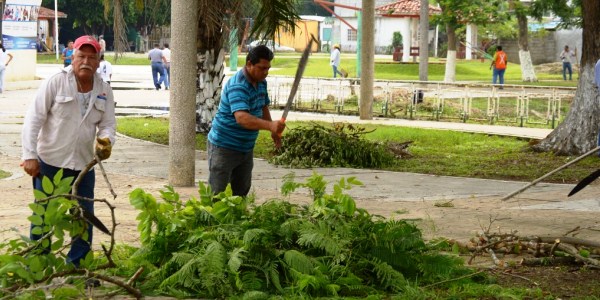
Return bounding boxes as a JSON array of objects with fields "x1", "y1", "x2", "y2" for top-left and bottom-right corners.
[
  {"x1": 268, "y1": 53, "x2": 576, "y2": 86},
  {"x1": 37, "y1": 53, "x2": 149, "y2": 65},
  {"x1": 37, "y1": 52, "x2": 577, "y2": 87},
  {"x1": 117, "y1": 117, "x2": 598, "y2": 184}
]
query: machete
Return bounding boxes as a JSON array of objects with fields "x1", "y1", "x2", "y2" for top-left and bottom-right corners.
[
  {"x1": 568, "y1": 168, "x2": 600, "y2": 197},
  {"x1": 279, "y1": 34, "x2": 316, "y2": 130},
  {"x1": 69, "y1": 204, "x2": 111, "y2": 235},
  {"x1": 81, "y1": 207, "x2": 111, "y2": 235}
]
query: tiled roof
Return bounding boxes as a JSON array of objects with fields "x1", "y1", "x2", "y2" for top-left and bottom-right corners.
[
  {"x1": 38, "y1": 6, "x2": 67, "y2": 19},
  {"x1": 376, "y1": 0, "x2": 442, "y2": 17}
]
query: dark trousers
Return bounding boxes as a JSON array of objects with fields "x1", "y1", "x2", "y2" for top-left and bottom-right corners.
[
  {"x1": 563, "y1": 62, "x2": 573, "y2": 80},
  {"x1": 493, "y1": 68, "x2": 506, "y2": 86},
  {"x1": 207, "y1": 141, "x2": 253, "y2": 197},
  {"x1": 30, "y1": 160, "x2": 95, "y2": 267}
]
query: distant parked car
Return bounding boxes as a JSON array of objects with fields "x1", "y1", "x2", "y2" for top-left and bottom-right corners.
[{"x1": 246, "y1": 40, "x2": 295, "y2": 52}]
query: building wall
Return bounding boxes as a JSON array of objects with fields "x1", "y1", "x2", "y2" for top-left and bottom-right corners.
[
  {"x1": 500, "y1": 29, "x2": 582, "y2": 65},
  {"x1": 555, "y1": 28, "x2": 582, "y2": 63},
  {"x1": 6, "y1": 50, "x2": 37, "y2": 81},
  {"x1": 277, "y1": 20, "x2": 320, "y2": 52},
  {"x1": 501, "y1": 34, "x2": 554, "y2": 65}
]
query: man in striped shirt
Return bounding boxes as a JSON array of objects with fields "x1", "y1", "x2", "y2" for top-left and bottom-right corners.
[{"x1": 207, "y1": 45, "x2": 285, "y2": 196}]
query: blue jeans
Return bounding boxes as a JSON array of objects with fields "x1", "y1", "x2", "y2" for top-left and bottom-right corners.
[
  {"x1": 563, "y1": 62, "x2": 572, "y2": 80},
  {"x1": 493, "y1": 68, "x2": 506, "y2": 86},
  {"x1": 207, "y1": 141, "x2": 253, "y2": 197},
  {"x1": 163, "y1": 63, "x2": 170, "y2": 89},
  {"x1": 151, "y1": 61, "x2": 165, "y2": 89},
  {"x1": 332, "y1": 65, "x2": 343, "y2": 78},
  {"x1": 30, "y1": 160, "x2": 95, "y2": 267}
]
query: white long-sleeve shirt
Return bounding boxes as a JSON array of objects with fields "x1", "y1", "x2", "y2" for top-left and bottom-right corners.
[
  {"x1": 560, "y1": 49, "x2": 576, "y2": 64},
  {"x1": 330, "y1": 48, "x2": 341, "y2": 67},
  {"x1": 22, "y1": 66, "x2": 116, "y2": 171}
]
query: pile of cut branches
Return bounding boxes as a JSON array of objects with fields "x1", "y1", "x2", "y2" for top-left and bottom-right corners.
[
  {"x1": 449, "y1": 224, "x2": 600, "y2": 269},
  {"x1": 270, "y1": 122, "x2": 409, "y2": 168}
]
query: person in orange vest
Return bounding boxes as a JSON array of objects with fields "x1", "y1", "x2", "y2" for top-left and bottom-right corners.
[{"x1": 490, "y1": 45, "x2": 507, "y2": 89}]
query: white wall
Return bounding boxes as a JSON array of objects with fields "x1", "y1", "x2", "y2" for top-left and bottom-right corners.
[
  {"x1": 336, "y1": 16, "x2": 411, "y2": 56},
  {"x1": 555, "y1": 28, "x2": 583, "y2": 63},
  {"x1": 6, "y1": 49, "x2": 37, "y2": 81}
]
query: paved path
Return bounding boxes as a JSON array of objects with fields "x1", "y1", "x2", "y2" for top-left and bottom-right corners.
[{"x1": 0, "y1": 64, "x2": 594, "y2": 212}]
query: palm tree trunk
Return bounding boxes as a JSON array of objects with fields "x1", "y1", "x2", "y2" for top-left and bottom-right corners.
[
  {"x1": 195, "y1": 49, "x2": 226, "y2": 133},
  {"x1": 533, "y1": 0, "x2": 600, "y2": 155},
  {"x1": 112, "y1": 0, "x2": 128, "y2": 61}
]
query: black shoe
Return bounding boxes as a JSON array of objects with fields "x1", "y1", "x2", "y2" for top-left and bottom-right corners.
[{"x1": 85, "y1": 278, "x2": 101, "y2": 288}]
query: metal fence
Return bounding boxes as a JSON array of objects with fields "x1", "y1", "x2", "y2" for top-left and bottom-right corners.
[{"x1": 266, "y1": 77, "x2": 576, "y2": 129}]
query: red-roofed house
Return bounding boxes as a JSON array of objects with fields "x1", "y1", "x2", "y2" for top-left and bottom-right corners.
[
  {"x1": 376, "y1": 0, "x2": 441, "y2": 61},
  {"x1": 326, "y1": 0, "x2": 440, "y2": 61}
]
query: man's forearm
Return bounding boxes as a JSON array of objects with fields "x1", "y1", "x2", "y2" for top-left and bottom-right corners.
[{"x1": 235, "y1": 112, "x2": 273, "y2": 131}]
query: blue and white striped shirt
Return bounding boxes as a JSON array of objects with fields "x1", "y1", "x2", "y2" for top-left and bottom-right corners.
[{"x1": 208, "y1": 69, "x2": 270, "y2": 153}]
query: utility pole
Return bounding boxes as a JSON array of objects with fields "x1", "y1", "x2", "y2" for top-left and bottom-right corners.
[
  {"x1": 359, "y1": 0, "x2": 374, "y2": 120},
  {"x1": 168, "y1": 0, "x2": 198, "y2": 186},
  {"x1": 419, "y1": 0, "x2": 429, "y2": 81},
  {"x1": 54, "y1": 0, "x2": 59, "y2": 60}
]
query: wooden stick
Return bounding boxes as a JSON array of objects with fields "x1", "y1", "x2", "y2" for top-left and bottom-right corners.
[{"x1": 501, "y1": 145, "x2": 600, "y2": 201}]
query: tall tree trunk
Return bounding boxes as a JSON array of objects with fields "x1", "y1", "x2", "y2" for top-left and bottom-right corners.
[
  {"x1": 112, "y1": 0, "x2": 128, "y2": 61},
  {"x1": 534, "y1": 0, "x2": 600, "y2": 155},
  {"x1": 359, "y1": 0, "x2": 374, "y2": 120},
  {"x1": 517, "y1": 11, "x2": 537, "y2": 82},
  {"x1": 169, "y1": 0, "x2": 198, "y2": 186},
  {"x1": 419, "y1": 0, "x2": 429, "y2": 81},
  {"x1": 444, "y1": 24, "x2": 457, "y2": 82}
]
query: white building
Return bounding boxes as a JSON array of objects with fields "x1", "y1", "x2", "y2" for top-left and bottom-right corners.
[{"x1": 328, "y1": 0, "x2": 440, "y2": 61}]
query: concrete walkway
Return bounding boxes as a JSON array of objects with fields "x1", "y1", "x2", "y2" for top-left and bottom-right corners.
[{"x1": 0, "y1": 64, "x2": 593, "y2": 212}]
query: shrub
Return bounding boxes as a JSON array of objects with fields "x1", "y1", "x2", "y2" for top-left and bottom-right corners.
[{"x1": 269, "y1": 123, "x2": 397, "y2": 168}]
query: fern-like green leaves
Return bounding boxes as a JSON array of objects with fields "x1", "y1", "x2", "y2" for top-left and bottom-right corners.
[{"x1": 127, "y1": 174, "x2": 469, "y2": 298}]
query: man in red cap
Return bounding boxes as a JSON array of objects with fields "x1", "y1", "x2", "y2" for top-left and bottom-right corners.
[{"x1": 21, "y1": 35, "x2": 115, "y2": 268}]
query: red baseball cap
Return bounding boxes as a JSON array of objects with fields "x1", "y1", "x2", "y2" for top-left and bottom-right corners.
[{"x1": 73, "y1": 35, "x2": 101, "y2": 53}]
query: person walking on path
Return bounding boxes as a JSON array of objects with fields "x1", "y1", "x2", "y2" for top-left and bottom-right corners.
[
  {"x1": 21, "y1": 35, "x2": 116, "y2": 267},
  {"x1": 98, "y1": 35, "x2": 106, "y2": 56},
  {"x1": 0, "y1": 43, "x2": 13, "y2": 93},
  {"x1": 148, "y1": 43, "x2": 166, "y2": 90},
  {"x1": 560, "y1": 45, "x2": 577, "y2": 81},
  {"x1": 491, "y1": 45, "x2": 508, "y2": 89},
  {"x1": 162, "y1": 43, "x2": 171, "y2": 90},
  {"x1": 97, "y1": 54, "x2": 113, "y2": 84},
  {"x1": 330, "y1": 44, "x2": 346, "y2": 78},
  {"x1": 61, "y1": 40, "x2": 74, "y2": 67},
  {"x1": 207, "y1": 45, "x2": 285, "y2": 197}
]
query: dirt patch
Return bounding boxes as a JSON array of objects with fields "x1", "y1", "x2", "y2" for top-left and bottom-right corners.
[
  {"x1": 491, "y1": 265, "x2": 600, "y2": 298},
  {"x1": 535, "y1": 62, "x2": 580, "y2": 75},
  {"x1": 2, "y1": 153, "x2": 600, "y2": 298}
]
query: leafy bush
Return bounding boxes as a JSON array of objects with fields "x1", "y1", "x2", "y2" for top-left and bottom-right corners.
[
  {"x1": 393, "y1": 32, "x2": 403, "y2": 48},
  {"x1": 270, "y1": 123, "x2": 397, "y2": 168},
  {"x1": 0, "y1": 170, "x2": 110, "y2": 298},
  {"x1": 128, "y1": 173, "x2": 469, "y2": 298}
]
